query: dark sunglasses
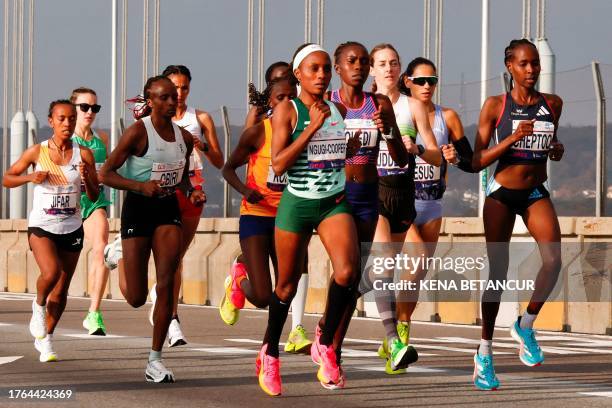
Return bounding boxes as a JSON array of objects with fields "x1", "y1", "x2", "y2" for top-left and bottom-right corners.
[
  {"x1": 408, "y1": 76, "x2": 438, "y2": 86},
  {"x1": 77, "y1": 103, "x2": 101, "y2": 113}
]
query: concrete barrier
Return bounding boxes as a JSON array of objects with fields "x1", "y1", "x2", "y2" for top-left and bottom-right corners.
[{"x1": 1, "y1": 216, "x2": 610, "y2": 335}]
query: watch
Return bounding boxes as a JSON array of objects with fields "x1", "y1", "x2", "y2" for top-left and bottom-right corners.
[
  {"x1": 417, "y1": 144, "x2": 425, "y2": 156},
  {"x1": 381, "y1": 128, "x2": 395, "y2": 140}
]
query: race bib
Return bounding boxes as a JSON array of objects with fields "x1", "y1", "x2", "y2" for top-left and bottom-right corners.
[
  {"x1": 343, "y1": 119, "x2": 378, "y2": 148},
  {"x1": 377, "y1": 139, "x2": 409, "y2": 176},
  {"x1": 413, "y1": 156, "x2": 441, "y2": 182},
  {"x1": 510, "y1": 120, "x2": 554, "y2": 160},
  {"x1": 266, "y1": 164, "x2": 287, "y2": 192},
  {"x1": 150, "y1": 159, "x2": 186, "y2": 188},
  {"x1": 42, "y1": 186, "x2": 78, "y2": 216},
  {"x1": 307, "y1": 128, "x2": 346, "y2": 169}
]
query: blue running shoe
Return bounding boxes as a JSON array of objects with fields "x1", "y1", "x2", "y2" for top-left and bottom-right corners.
[
  {"x1": 473, "y1": 352, "x2": 500, "y2": 391},
  {"x1": 510, "y1": 317, "x2": 544, "y2": 367}
]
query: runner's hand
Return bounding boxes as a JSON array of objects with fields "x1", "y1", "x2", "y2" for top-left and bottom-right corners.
[
  {"x1": 139, "y1": 180, "x2": 163, "y2": 197},
  {"x1": 346, "y1": 130, "x2": 362, "y2": 158},
  {"x1": 372, "y1": 105, "x2": 391, "y2": 135},
  {"x1": 307, "y1": 101, "x2": 331, "y2": 132},
  {"x1": 511, "y1": 119, "x2": 536, "y2": 143},
  {"x1": 244, "y1": 188, "x2": 264, "y2": 204},
  {"x1": 549, "y1": 141, "x2": 564, "y2": 161},
  {"x1": 190, "y1": 189, "x2": 207, "y2": 206},
  {"x1": 30, "y1": 171, "x2": 49, "y2": 184},
  {"x1": 403, "y1": 136, "x2": 420, "y2": 155},
  {"x1": 441, "y1": 144, "x2": 459, "y2": 165}
]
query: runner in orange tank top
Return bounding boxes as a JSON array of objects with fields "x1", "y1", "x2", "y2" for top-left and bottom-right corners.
[{"x1": 219, "y1": 77, "x2": 298, "y2": 327}]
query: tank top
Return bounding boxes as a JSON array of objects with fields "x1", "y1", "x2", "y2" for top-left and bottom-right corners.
[
  {"x1": 173, "y1": 106, "x2": 205, "y2": 187},
  {"x1": 495, "y1": 92, "x2": 555, "y2": 165},
  {"x1": 414, "y1": 105, "x2": 449, "y2": 201},
  {"x1": 240, "y1": 119, "x2": 286, "y2": 216},
  {"x1": 286, "y1": 98, "x2": 346, "y2": 199},
  {"x1": 377, "y1": 94, "x2": 416, "y2": 178},
  {"x1": 329, "y1": 90, "x2": 379, "y2": 165},
  {"x1": 28, "y1": 140, "x2": 82, "y2": 234},
  {"x1": 120, "y1": 116, "x2": 187, "y2": 196},
  {"x1": 72, "y1": 129, "x2": 110, "y2": 202}
]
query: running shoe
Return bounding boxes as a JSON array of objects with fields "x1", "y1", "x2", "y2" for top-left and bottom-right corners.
[
  {"x1": 219, "y1": 276, "x2": 239, "y2": 325},
  {"x1": 103, "y1": 235, "x2": 122, "y2": 270},
  {"x1": 29, "y1": 299, "x2": 47, "y2": 339},
  {"x1": 256, "y1": 344, "x2": 281, "y2": 396},
  {"x1": 168, "y1": 318, "x2": 187, "y2": 347},
  {"x1": 229, "y1": 258, "x2": 247, "y2": 309},
  {"x1": 284, "y1": 324, "x2": 312, "y2": 354},
  {"x1": 82, "y1": 311, "x2": 107, "y2": 336},
  {"x1": 377, "y1": 321, "x2": 411, "y2": 359},
  {"x1": 34, "y1": 334, "x2": 57, "y2": 362},
  {"x1": 473, "y1": 351, "x2": 500, "y2": 391},
  {"x1": 316, "y1": 342, "x2": 341, "y2": 389},
  {"x1": 510, "y1": 317, "x2": 544, "y2": 367},
  {"x1": 145, "y1": 359, "x2": 175, "y2": 383},
  {"x1": 310, "y1": 325, "x2": 323, "y2": 364},
  {"x1": 388, "y1": 337, "x2": 418, "y2": 371},
  {"x1": 149, "y1": 284, "x2": 157, "y2": 326}
]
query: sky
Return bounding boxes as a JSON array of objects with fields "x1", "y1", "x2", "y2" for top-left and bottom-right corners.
[{"x1": 1, "y1": 0, "x2": 611, "y2": 130}]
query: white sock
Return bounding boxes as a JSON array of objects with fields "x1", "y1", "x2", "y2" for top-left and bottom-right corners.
[
  {"x1": 290, "y1": 274, "x2": 308, "y2": 329},
  {"x1": 479, "y1": 339, "x2": 493, "y2": 356},
  {"x1": 520, "y1": 311, "x2": 537, "y2": 330}
]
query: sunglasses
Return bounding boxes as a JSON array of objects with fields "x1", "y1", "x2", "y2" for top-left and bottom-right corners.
[
  {"x1": 408, "y1": 76, "x2": 438, "y2": 86},
  {"x1": 77, "y1": 103, "x2": 101, "y2": 113}
]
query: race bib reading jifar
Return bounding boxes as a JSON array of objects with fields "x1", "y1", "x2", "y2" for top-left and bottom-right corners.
[
  {"x1": 307, "y1": 128, "x2": 346, "y2": 169},
  {"x1": 150, "y1": 159, "x2": 186, "y2": 188},
  {"x1": 510, "y1": 120, "x2": 555, "y2": 160},
  {"x1": 343, "y1": 119, "x2": 378, "y2": 148},
  {"x1": 42, "y1": 185, "x2": 78, "y2": 216},
  {"x1": 414, "y1": 156, "x2": 441, "y2": 182},
  {"x1": 266, "y1": 164, "x2": 287, "y2": 192}
]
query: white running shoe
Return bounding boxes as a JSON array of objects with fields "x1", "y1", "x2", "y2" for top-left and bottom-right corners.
[
  {"x1": 168, "y1": 318, "x2": 187, "y2": 347},
  {"x1": 149, "y1": 284, "x2": 157, "y2": 326},
  {"x1": 29, "y1": 299, "x2": 47, "y2": 339},
  {"x1": 103, "y1": 235, "x2": 123, "y2": 270},
  {"x1": 145, "y1": 359, "x2": 175, "y2": 383},
  {"x1": 34, "y1": 334, "x2": 57, "y2": 362}
]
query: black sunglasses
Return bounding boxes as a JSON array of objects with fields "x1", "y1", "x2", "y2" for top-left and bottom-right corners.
[
  {"x1": 77, "y1": 103, "x2": 101, "y2": 113},
  {"x1": 408, "y1": 76, "x2": 438, "y2": 86}
]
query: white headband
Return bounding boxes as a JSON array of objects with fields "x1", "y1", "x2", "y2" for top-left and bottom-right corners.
[{"x1": 292, "y1": 44, "x2": 327, "y2": 71}]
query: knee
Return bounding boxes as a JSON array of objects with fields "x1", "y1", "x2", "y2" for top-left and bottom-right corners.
[
  {"x1": 542, "y1": 252, "x2": 562, "y2": 273},
  {"x1": 251, "y1": 292, "x2": 271, "y2": 309},
  {"x1": 333, "y1": 264, "x2": 357, "y2": 287},
  {"x1": 275, "y1": 283, "x2": 297, "y2": 303},
  {"x1": 125, "y1": 293, "x2": 147, "y2": 308}
]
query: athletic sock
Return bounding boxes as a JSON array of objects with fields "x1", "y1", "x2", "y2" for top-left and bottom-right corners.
[
  {"x1": 478, "y1": 339, "x2": 493, "y2": 356},
  {"x1": 291, "y1": 274, "x2": 308, "y2": 329},
  {"x1": 320, "y1": 281, "x2": 352, "y2": 346},
  {"x1": 149, "y1": 350, "x2": 162, "y2": 362},
  {"x1": 519, "y1": 312, "x2": 537, "y2": 330},
  {"x1": 374, "y1": 279, "x2": 398, "y2": 342},
  {"x1": 263, "y1": 292, "x2": 290, "y2": 358}
]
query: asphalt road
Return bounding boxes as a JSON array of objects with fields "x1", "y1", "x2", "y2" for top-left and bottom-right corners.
[{"x1": 1, "y1": 293, "x2": 611, "y2": 408}]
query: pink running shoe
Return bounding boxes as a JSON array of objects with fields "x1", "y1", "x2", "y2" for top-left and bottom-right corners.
[
  {"x1": 316, "y1": 342, "x2": 341, "y2": 389},
  {"x1": 229, "y1": 259, "x2": 247, "y2": 309},
  {"x1": 257, "y1": 344, "x2": 282, "y2": 396},
  {"x1": 310, "y1": 325, "x2": 323, "y2": 365}
]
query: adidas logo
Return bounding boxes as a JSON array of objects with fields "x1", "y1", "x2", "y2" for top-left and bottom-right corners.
[{"x1": 536, "y1": 106, "x2": 550, "y2": 117}]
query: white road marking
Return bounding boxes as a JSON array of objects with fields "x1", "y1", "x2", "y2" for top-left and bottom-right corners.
[
  {"x1": 192, "y1": 347, "x2": 255, "y2": 355},
  {"x1": 345, "y1": 337, "x2": 511, "y2": 355},
  {"x1": 352, "y1": 365, "x2": 446, "y2": 374},
  {"x1": 62, "y1": 333, "x2": 125, "y2": 339},
  {"x1": 0, "y1": 356, "x2": 23, "y2": 365},
  {"x1": 578, "y1": 391, "x2": 612, "y2": 398}
]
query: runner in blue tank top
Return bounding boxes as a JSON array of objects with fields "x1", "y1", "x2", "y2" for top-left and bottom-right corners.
[{"x1": 471, "y1": 39, "x2": 564, "y2": 390}]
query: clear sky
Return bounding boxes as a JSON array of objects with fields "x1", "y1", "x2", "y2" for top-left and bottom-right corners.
[{"x1": 1, "y1": 0, "x2": 611, "y2": 129}]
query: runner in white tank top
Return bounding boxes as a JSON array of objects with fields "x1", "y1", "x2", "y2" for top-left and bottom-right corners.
[
  {"x1": 2, "y1": 100, "x2": 98, "y2": 363},
  {"x1": 99, "y1": 76, "x2": 205, "y2": 383},
  {"x1": 136, "y1": 65, "x2": 223, "y2": 348}
]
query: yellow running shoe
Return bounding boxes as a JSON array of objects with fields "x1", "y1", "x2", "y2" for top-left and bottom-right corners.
[
  {"x1": 379, "y1": 321, "x2": 412, "y2": 374},
  {"x1": 284, "y1": 325, "x2": 312, "y2": 354},
  {"x1": 219, "y1": 276, "x2": 239, "y2": 325}
]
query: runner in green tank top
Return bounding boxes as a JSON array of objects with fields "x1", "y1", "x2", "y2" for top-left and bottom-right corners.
[
  {"x1": 70, "y1": 87, "x2": 112, "y2": 336},
  {"x1": 256, "y1": 43, "x2": 360, "y2": 396}
]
